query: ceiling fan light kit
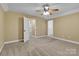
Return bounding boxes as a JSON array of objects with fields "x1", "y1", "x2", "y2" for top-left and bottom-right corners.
[
  {"x1": 43, "y1": 4, "x2": 50, "y2": 15},
  {"x1": 43, "y1": 11, "x2": 50, "y2": 15},
  {"x1": 36, "y1": 4, "x2": 59, "y2": 16}
]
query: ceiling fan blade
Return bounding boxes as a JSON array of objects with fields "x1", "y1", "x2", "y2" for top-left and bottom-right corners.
[
  {"x1": 36, "y1": 10, "x2": 43, "y2": 12},
  {"x1": 48, "y1": 7, "x2": 59, "y2": 11},
  {"x1": 51, "y1": 9, "x2": 59, "y2": 11},
  {"x1": 50, "y1": 13, "x2": 52, "y2": 15},
  {"x1": 48, "y1": 9, "x2": 52, "y2": 13}
]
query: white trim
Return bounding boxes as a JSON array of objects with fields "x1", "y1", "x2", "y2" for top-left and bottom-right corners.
[
  {"x1": 48, "y1": 20, "x2": 53, "y2": 36},
  {"x1": 4, "y1": 40, "x2": 21, "y2": 44},
  {"x1": 35, "y1": 35, "x2": 48, "y2": 38},
  {"x1": 0, "y1": 40, "x2": 22, "y2": 53},
  {"x1": 49, "y1": 36, "x2": 79, "y2": 45},
  {"x1": 0, "y1": 44, "x2": 4, "y2": 53}
]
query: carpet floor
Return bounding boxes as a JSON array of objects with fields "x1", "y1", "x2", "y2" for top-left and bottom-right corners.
[{"x1": 0, "y1": 36, "x2": 79, "y2": 56}]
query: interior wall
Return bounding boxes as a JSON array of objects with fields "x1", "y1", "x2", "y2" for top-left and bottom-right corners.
[
  {"x1": 0, "y1": 7, "x2": 4, "y2": 50},
  {"x1": 18, "y1": 16, "x2": 24, "y2": 40},
  {"x1": 36, "y1": 19, "x2": 48, "y2": 36},
  {"x1": 20, "y1": 17, "x2": 48, "y2": 38},
  {"x1": 18, "y1": 15, "x2": 48, "y2": 38},
  {"x1": 28, "y1": 19, "x2": 36, "y2": 36},
  {"x1": 53, "y1": 12, "x2": 79, "y2": 42},
  {"x1": 4, "y1": 11, "x2": 48, "y2": 42},
  {"x1": 4, "y1": 12, "x2": 23, "y2": 42}
]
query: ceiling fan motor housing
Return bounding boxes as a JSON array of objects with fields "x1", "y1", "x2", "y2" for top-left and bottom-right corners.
[{"x1": 43, "y1": 4, "x2": 49, "y2": 11}]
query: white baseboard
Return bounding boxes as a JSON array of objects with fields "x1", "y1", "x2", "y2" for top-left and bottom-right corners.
[
  {"x1": 4, "y1": 40, "x2": 21, "y2": 44},
  {"x1": 49, "y1": 36, "x2": 79, "y2": 45},
  {"x1": 0, "y1": 40, "x2": 22, "y2": 53},
  {"x1": 35, "y1": 35, "x2": 48, "y2": 38},
  {"x1": 0, "y1": 44, "x2": 4, "y2": 53}
]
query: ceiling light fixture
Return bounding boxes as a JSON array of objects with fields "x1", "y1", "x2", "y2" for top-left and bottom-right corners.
[
  {"x1": 43, "y1": 4, "x2": 50, "y2": 15},
  {"x1": 43, "y1": 11, "x2": 49, "y2": 15}
]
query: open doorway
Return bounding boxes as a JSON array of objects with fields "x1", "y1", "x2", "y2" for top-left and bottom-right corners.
[
  {"x1": 18, "y1": 16, "x2": 36, "y2": 42},
  {"x1": 48, "y1": 20, "x2": 53, "y2": 36},
  {"x1": 24, "y1": 17, "x2": 32, "y2": 42}
]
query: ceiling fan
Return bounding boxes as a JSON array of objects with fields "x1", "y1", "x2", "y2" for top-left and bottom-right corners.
[{"x1": 36, "y1": 4, "x2": 59, "y2": 16}]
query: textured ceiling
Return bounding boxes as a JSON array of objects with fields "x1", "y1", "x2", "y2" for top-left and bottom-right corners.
[{"x1": 6, "y1": 3, "x2": 79, "y2": 20}]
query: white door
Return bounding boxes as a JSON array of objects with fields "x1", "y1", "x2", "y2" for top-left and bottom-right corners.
[
  {"x1": 48, "y1": 20, "x2": 53, "y2": 36},
  {"x1": 24, "y1": 17, "x2": 31, "y2": 42}
]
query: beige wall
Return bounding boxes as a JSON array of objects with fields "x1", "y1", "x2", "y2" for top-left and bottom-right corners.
[
  {"x1": 4, "y1": 11, "x2": 47, "y2": 42},
  {"x1": 18, "y1": 16, "x2": 24, "y2": 39},
  {"x1": 4, "y1": 12, "x2": 23, "y2": 42},
  {"x1": 53, "y1": 13, "x2": 79, "y2": 42},
  {"x1": 0, "y1": 7, "x2": 4, "y2": 50},
  {"x1": 36, "y1": 18, "x2": 48, "y2": 36}
]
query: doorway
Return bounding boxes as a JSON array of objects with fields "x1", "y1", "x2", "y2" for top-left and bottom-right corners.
[
  {"x1": 23, "y1": 17, "x2": 36, "y2": 42},
  {"x1": 48, "y1": 20, "x2": 53, "y2": 36},
  {"x1": 24, "y1": 17, "x2": 32, "y2": 42},
  {"x1": 19, "y1": 16, "x2": 34, "y2": 42}
]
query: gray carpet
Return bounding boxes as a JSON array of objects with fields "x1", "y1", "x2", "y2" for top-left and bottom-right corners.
[{"x1": 0, "y1": 36, "x2": 79, "y2": 56}]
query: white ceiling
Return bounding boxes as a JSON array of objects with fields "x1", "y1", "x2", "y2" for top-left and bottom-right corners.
[{"x1": 2, "y1": 3, "x2": 79, "y2": 20}]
